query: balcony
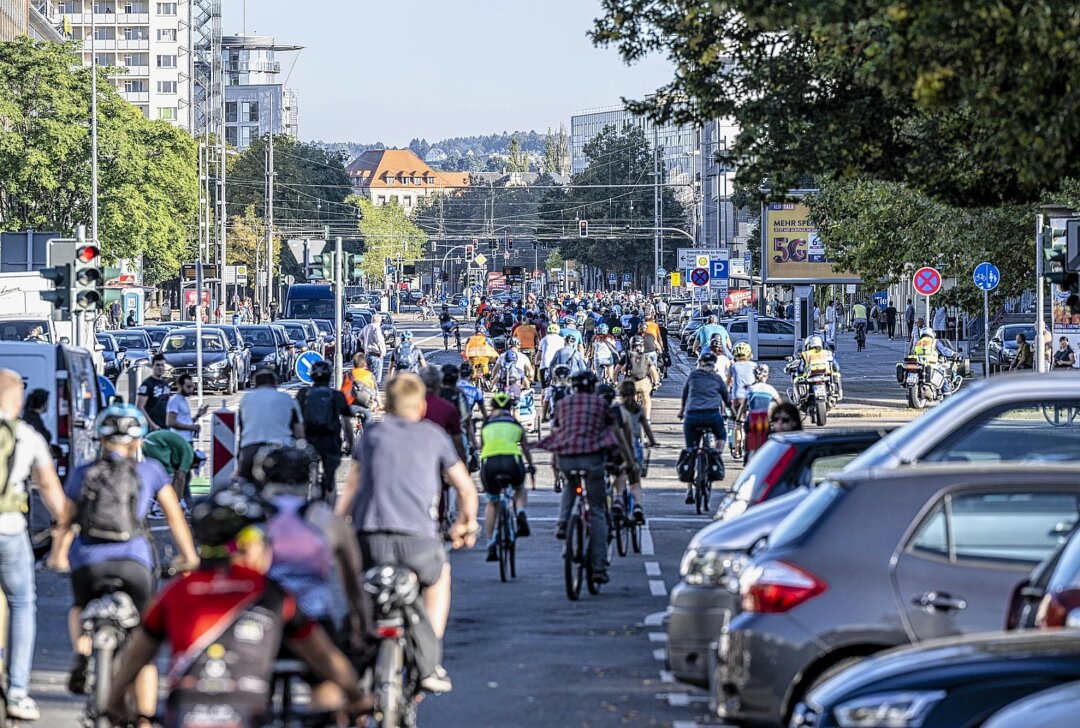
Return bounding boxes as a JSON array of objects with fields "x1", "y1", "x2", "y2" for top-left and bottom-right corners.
[
  {"x1": 223, "y1": 61, "x2": 280, "y2": 74},
  {"x1": 120, "y1": 90, "x2": 149, "y2": 103},
  {"x1": 110, "y1": 65, "x2": 148, "y2": 76},
  {"x1": 116, "y1": 39, "x2": 149, "y2": 49}
]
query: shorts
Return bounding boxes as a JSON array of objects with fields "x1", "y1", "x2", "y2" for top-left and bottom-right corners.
[
  {"x1": 480, "y1": 455, "x2": 525, "y2": 501},
  {"x1": 356, "y1": 532, "x2": 446, "y2": 588},
  {"x1": 71, "y1": 559, "x2": 154, "y2": 611}
]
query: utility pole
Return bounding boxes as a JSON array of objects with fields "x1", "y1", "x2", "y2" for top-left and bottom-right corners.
[
  {"x1": 265, "y1": 100, "x2": 275, "y2": 317},
  {"x1": 218, "y1": 44, "x2": 227, "y2": 316},
  {"x1": 89, "y1": 5, "x2": 99, "y2": 247},
  {"x1": 334, "y1": 236, "x2": 343, "y2": 388},
  {"x1": 653, "y1": 125, "x2": 659, "y2": 294}
]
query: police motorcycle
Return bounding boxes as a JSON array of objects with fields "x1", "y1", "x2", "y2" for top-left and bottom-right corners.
[
  {"x1": 785, "y1": 335, "x2": 843, "y2": 427},
  {"x1": 896, "y1": 329, "x2": 968, "y2": 409}
]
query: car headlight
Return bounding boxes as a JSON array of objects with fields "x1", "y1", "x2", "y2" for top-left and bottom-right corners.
[
  {"x1": 208, "y1": 360, "x2": 227, "y2": 370},
  {"x1": 834, "y1": 691, "x2": 946, "y2": 728},
  {"x1": 678, "y1": 547, "x2": 744, "y2": 589},
  {"x1": 263, "y1": 352, "x2": 277, "y2": 362}
]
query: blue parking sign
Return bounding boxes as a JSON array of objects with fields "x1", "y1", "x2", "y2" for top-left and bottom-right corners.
[{"x1": 710, "y1": 259, "x2": 728, "y2": 281}]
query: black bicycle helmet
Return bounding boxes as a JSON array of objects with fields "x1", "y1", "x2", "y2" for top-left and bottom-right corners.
[
  {"x1": 441, "y1": 363, "x2": 460, "y2": 385},
  {"x1": 310, "y1": 360, "x2": 332, "y2": 384},
  {"x1": 459, "y1": 361, "x2": 474, "y2": 378},
  {"x1": 630, "y1": 335, "x2": 645, "y2": 351},
  {"x1": 596, "y1": 383, "x2": 617, "y2": 402},
  {"x1": 251, "y1": 446, "x2": 315, "y2": 487},
  {"x1": 190, "y1": 483, "x2": 270, "y2": 551},
  {"x1": 552, "y1": 364, "x2": 572, "y2": 380},
  {"x1": 571, "y1": 370, "x2": 598, "y2": 392}
]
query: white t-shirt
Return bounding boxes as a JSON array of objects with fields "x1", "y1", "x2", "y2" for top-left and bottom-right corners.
[
  {"x1": 538, "y1": 333, "x2": 566, "y2": 369},
  {"x1": 167, "y1": 393, "x2": 194, "y2": 443},
  {"x1": 0, "y1": 420, "x2": 52, "y2": 536}
]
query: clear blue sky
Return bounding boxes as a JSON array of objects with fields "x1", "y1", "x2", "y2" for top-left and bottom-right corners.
[{"x1": 221, "y1": 0, "x2": 675, "y2": 145}]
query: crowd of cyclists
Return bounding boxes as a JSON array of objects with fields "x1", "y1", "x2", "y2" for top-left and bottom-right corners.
[{"x1": 0, "y1": 287, "x2": 821, "y2": 726}]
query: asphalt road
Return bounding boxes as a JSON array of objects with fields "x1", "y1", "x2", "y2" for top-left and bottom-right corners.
[{"x1": 31, "y1": 312, "x2": 914, "y2": 727}]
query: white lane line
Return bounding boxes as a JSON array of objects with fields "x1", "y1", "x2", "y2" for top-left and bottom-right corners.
[
  {"x1": 646, "y1": 516, "x2": 714, "y2": 523},
  {"x1": 641, "y1": 524, "x2": 655, "y2": 556},
  {"x1": 667, "y1": 693, "x2": 692, "y2": 707},
  {"x1": 643, "y1": 610, "x2": 668, "y2": 626},
  {"x1": 645, "y1": 561, "x2": 662, "y2": 577},
  {"x1": 649, "y1": 579, "x2": 668, "y2": 597},
  {"x1": 672, "y1": 721, "x2": 700, "y2": 728},
  {"x1": 652, "y1": 648, "x2": 667, "y2": 662},
  {"x1": 648, "y1": 632, "x2": 667, "y2": 643},
  {"x1": 659, "y1": 670, "x2": 675, "y2": 683}
]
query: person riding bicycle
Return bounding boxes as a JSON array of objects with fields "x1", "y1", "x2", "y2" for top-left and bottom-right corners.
[
  {"x1": 512, "y1": 313, "x2": 540, "y2": 363},
  {"x1": 539, "y1": 371, "x2": 636, "y2": 585},
  {"x1": 480, "y1": 392, "x2": 537, "y2": 562},
  {"x1": 620, "y1": 335, "x2": 661, "y2": 421},
  {"x1": 492, "y1": 338, "x2": 534, "y2": 398},
  {"x1": 729, "y1": 341, "x2": 757, "y2": 449},
  {"x1": 463, "y1": 324, "x2": 498, "y2": 378},
  {"x1": 54, "y1": 404, "x2": 199, "y2": 722},
  {"x1": 455, "y1": 362, "x2": 488, "y2": 423},
  {"x1": 708, "y1": 333, "x2": 734, "y2": 382},
  {"x1": 336, "y1": 373, "x2": 480, "y2": 694},
  {"x1": 296, "y1": 360, "x2": 354, "y2": 502},
  {"x1": 693, "y1": 315, "x2": 732, "y2": 357},
  {"x1": 638, "y1": 321, "x2": 663, "y2": 372},
  {"x1": 341, "y1": 352, "x2": 379, "y2": 427},
  {"x1": 852, "y1": 300, "x2": 868, "y2": 334},
  {"x1": 141, "y1": 428, "x2": 201, "y2": 513},
  {"x1": 589, "y1": 323, "x2": 619, "y2": 383},
  {"x1": 744, "y1": 364, "x2": 784, "y2": 457},
  {"x1": 104, "y1": 486, "x2": 367, "y2": 727},
  {"x1": 677, "y1": 353, "x2": 732, "y2": 504},
  {"x1": 551, "y1": 335, "x2": 588, "y2": 375},
  {"x1": 389, "y1": 329, "x2": 427, "y2": 378},
  {"x1": 559, "y1": 317, "x2": 584, "y2": 351},
  {"x1": 418, "y1": 294, "x2": 434, "y2": 320},
  {"x1": 617, "y1": 379, "x2": 656, "y2": 524},
  {"x1": 439, "y1": 305, "x2": 461, "y2": 351},
  {"x1": 253, "y1": 447, "x2": 370, "y2": 711}
]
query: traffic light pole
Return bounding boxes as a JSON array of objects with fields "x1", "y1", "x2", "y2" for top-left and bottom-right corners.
[{"x1": 334, "y1": 236, "x2": 343, "y2": 388}]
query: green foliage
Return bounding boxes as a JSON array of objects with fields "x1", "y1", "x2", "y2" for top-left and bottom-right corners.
[
  {"x1": 0, "y1": 38, "x2": 197, "y2": 284},
  {"x1": 347, "y1": 196, "x2": 426, "y2": 285},
  {"x1": 592, "y1": 0, "x2": 1080, "y2": 206},
  {"x1": 544, "y1": 125, "x2": 571, "y2": 176},
  {"x1": 545, "y1": 249, "x2": 564, "y2": 271},
  {"x1": 506, "y1": 136, "x2": 529, "y2": 173}
]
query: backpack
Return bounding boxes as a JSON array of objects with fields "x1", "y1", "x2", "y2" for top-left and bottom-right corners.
[
  {"x1": 395, "y1": 342, "x2": 419, "y2": 371},
  {"x1": 75, "y1": 457, "x2": 144, "y2": 543},
  {"x1": 301, "y1": 386, "x2": 337, "y2": 434},
  {"x1": 594, "y1": 340, "x2": 614, "y2": 366},
  {"x1": 628, "y1": 352, "x2": 651, "y2": 381},
  {"x1": 0, "y1": 420, "x2": 26, "y2": 515}
]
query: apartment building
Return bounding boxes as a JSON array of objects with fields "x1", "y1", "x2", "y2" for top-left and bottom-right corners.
[
  {"x1": 1, "y1": 0, "x2": 64, "y2": 41},
  {"x1": 59, "y1": 0, "x2": 190, "y2": 128}
]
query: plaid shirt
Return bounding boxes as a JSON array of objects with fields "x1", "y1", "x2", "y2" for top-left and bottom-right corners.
[{"x1": 537, "y1": 392, "x2": 621, "y2": 456}]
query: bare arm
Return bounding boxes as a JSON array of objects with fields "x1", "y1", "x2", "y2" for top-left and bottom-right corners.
[
  {"x1": 287, "y1": 627, "x2": 364, "y2": 705},
  {"x1": 104, "y1": 629, "x2": 161, "y2": 716},
  {"x1": 159, "y1": 486, "x2": 199, "y2": 564},
  {"x1": 335, "y1": 461, "x2": 360, "y2": 518},
  {"x1": 444, "y1": 461, "x2": 479, "y2": 548},
  {"x1": 33, "y1": 462, "x2": 67, "y2": 525},
  {"x1": 135, "y1": 394, "x2": 158, "y2": 431},
  {"x1": 642, "y1": 417, "x2": 658, "y2": 448}
]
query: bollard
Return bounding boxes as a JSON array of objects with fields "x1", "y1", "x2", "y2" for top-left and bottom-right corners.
[{"x1": 211, "y1": 399, "x2": 236, "y2": 493}]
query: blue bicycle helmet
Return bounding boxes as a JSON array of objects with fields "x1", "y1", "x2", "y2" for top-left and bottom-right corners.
[
  {"x1": 504, "y1": 350, "x2": 518, "y2": 365},
  {"x1": 597, "y1": 323, "x2": 609, "y2": 335},
  {"x1": 401, "y1": 330, "x2": 414, "y2": 340},
  {"x1": 95, "y1": 403, "x2": 148, "y2": 442}
]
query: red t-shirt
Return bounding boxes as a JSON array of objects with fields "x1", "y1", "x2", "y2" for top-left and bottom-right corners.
[
  {"x1": 142, "y1": 565, "x2": 314, "y2": 663},
  {"x1": 424, "y1": 393, "x2": 462, "y2": 438}
]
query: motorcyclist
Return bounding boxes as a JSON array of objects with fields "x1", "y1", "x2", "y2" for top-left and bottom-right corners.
[
  {"x1": 789, "y1": 335, "x2": 836, "y2": 377},
  {"x1": 912, "y1": 327, "x2": 959, "y2": 394}
]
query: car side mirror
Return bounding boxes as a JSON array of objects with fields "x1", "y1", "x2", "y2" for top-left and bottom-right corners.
[
  {"x1": 991, "y1": 337, "x2": 1002, "y2": 344},
  {"x1": 94, "y1": 343, "x2": 105, "y2": 352}
]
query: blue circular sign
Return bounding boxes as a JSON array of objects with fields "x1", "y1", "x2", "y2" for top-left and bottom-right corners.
[
  {"x1": 690, "y1": 267, "x2": 710, "y2": 286},
  {"x1": 97, "y1": 375, "x2": 116, "y2": 404},
  {"x1": 294, "y1": 350, "x2": 324, "y2": 384},
  {"x1": 973, "y1": 262, "x2": 1000, "y2": 291}
]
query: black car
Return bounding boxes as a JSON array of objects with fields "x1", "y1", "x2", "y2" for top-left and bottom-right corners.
[
  {"x1": 132, "y1": 325, "x2": 170, "y2": 349},
  {"x1": 95, "y1": 333, "x2": 126, "y2": 382},
  {"x1": 109, "y1": 330, "x2": 155, "y2": 369},
  {"x1": 795, "y1": 630, "x2": 1080, "y2": 728},
  {"x1": 205, "y1": 325, "x2": 252, "y2": 387},
  {"x1": 987, "y1": 323, "x2": 1037, "y2": 372},
  {"x1": 159, "y1": 328, "x2": 237, "y2": 393},
  {"x1": 238, "y1": 324, "x2": 290, "y2": 379}
]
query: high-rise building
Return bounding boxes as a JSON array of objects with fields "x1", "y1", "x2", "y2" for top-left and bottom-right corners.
[
  {"x1": 1, "y1": 1, "x2": 64, "y2": 42},
  {"x1": 221, "y1": 34, "x2": 301, "y2": 150},
  {"x1": 570, "y1": 105, "x2": 698, "y2": 186},
  {"x1": 58, "y1": 0, "x2": 190, "y2": 128}
]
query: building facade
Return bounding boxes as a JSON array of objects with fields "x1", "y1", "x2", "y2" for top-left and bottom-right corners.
[
  {"x1": 221, "y1": 34, "x2": 300, "y2": 150},
  {"x1": 570, "y1": 105, "x2": 699, "y2": 186},
  {"x1": 2, "y1": 1, "x2": 65, "y2": 42},
  {"x1": 346, "y1": 149, "x2": 470, "y2": 212}
]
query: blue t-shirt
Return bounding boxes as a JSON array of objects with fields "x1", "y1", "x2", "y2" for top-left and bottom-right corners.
[
  {"x1": 64, "y1": 458, "x2": 170, "y2": 571},
  {"x1": 457, "y1": 381, "x2": 484, "y2": 412},
  {"x1": 559, "y1": 327, "x2": 583, "y2": 348}
]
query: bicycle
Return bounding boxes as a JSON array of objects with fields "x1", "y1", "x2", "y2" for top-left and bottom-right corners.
[
  {"x1": 693, "y1": 432, "x2": 719, "y2": 515},
  {"x1": 563, "y1": 469, "x2": 607, "y2": 601},
  {"x1": 854, "y1": 320, "x2": 867, "y2": 352},
  {"x1": 490, "y1": 473, "x2": 519, "y2": 583},
  {"x1": 611, "y1": 476, "x2": 642, "y2": 557},
  {"x1": 364, "y1": 565, "x2": 426, "y2": 728}
]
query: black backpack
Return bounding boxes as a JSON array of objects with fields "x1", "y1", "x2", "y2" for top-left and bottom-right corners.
[
  {"x1": 628, "y1": 352, "x2": 651, "y2": 381},
  {"x1": 301, "y1": 386, "x2": 337, "y2": 434},
  {"x1": 75, "y1": 457, "x2": 144, "y2": 543}
]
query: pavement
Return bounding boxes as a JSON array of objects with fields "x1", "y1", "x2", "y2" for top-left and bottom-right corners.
[{"x1": 30, "y1": 311, "x2": 934, "y2": 727}]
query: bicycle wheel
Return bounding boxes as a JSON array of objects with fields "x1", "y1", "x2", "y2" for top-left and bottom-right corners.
[
  {"x1": 497, "y1": 507, "x2": 509, "y2": 583},
  {"x1": 564, "y1": 514, "x2": 584, "y2": 601},
  {"x1": 632, "y1": 520, "x2": 642, "y2": 553},
  {"x1": 372, "y1": 639, "x2": 404, "y2": 728},
  {"x1": 508, "y1": 511, "x2": 517, "y2": 579},
  {"x1": 614, "y1": 510, "x2": 628, "y2": 557},
  {"x1": 695, "y1": 453, "x2": 708, "y2": 515},
  {"x1": 93, "y1": 641, "x2": 115, "y2": 728}
]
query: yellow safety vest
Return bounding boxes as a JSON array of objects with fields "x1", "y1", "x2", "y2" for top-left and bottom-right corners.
[
  {"x1": 852, "y1": 304, "x2": 868, "y2": 320},
  {"x1": 802, "y1": 349, "x2": 830, "y2": 371},
  {"x1": 913, "y1": 337, "x2": 938, "y2": 363}
]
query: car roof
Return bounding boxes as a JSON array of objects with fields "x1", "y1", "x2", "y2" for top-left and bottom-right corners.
[
  {"x1": 169, "y1": 327, "x2": 224, "y2": 336},
  {"x1": 835, "y1": 461, "x2": 1080, "y2": 487},
  {"x1": 772, "y1": 428, "x2": 891, "y2": 446}
]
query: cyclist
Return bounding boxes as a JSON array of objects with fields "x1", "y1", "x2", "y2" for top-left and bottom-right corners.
[
  {"x1": 512, "y1": 313, "x2": 539, "y2": 363},
  {"x1": 141, "y1": 428, "x2": 199, "y2": 513},
  {"x1": 744, "y1": 364, "x2": 784, "y2": 458},
  {"x1": 440, "y1": 364, "x2": 480, "y2": 471},
  {"x1": 852, "y1": 299, "x2": 869, "y2": 346},
  {"x1": 589, "y1": 323, "x2": 619, "y2": 384},
  {"x1": 481, "y1": 392, "x2": 537, "y2": 561},
  {"x1": 638, "y1": 321, "x2": 663, "y2": 372},
  {"x1": 692, "y1": 315, "x2": 731, "y2": 357},
  {"x1": 595, "y1": 383, "x2": 636, "y2": 523},
  {"x1": 389, "y1": 329, "x2": 427, "y2": 377},
  {"x1": 550, "y1": 335, "x2": 588, "y2": 375},
  {"x1": 341, "y1": 353, "x2": 379, "y2": 429},
  {"x1": 418, "y1": 294, "x2": 434, "y2": 320},
  {"x1": 463, "y1": 324, "x2": 498, "y2": 380},
  {"x1": 491, "y1": 338, "x2": 534, "y2": 398},
  {"x1": 54, "y1": 404, "x2": 199, "y2": 721},
  {"x1": 296, "y1": 360, "x2": 353, "y2": 502},
  {"x1": 456, "y1": 362, "x2": 488, "y2": 424},
  {"x1": 616, "y1": 379, "x2": 656, "y2": 524},
  {"x1": 677, "y1": 353, "x2": 732, "y2": 504},
  {"x1": 537, "y1": 324, "x2": 567, "y2": 387},
  {"x1": 439, "y1": 304, "x2": 462, "y2": 351},
  {"x1": 709, "y1": 333, "x2": 734, "y2": 382},
  {"x1": 254, "y1": 447, "x2": 369, "y2": 711},
  {"x1": 237, "y1": 367, "x2": 304, "y2": 481},
  {"x1": 104, "y1": 486, "x2": 367, "y2": 727},
  {"x1": 337, "y1": 373, "x2": 480, "y2": 694},
  {"x1": 559, "y1": 317, "x2": 584, "y2": 351},
  {"x1": 620, "y1": 335, "x2": 661, "y2": 421},
  {"x1": 729, "y1": 341, "x2": 757, "y2": 457}
]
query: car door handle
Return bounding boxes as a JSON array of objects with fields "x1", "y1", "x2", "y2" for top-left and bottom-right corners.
[{"x1": 913, "y1": 591, "x2": 967, "y2": 612}]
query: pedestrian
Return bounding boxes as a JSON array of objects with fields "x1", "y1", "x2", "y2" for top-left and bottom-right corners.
[
  {"x1": 1054, "y1": 337, "x2": 1077, "y2": 369},
  {"x1": 125, "y1": 309, "x2": 137, "y2": 328},
  {"x1": 904, "y1": 299, "x2": 916, "y2": 337},
  {"x1": 236, "y1": 367, "x2": 304, "y2": 481},
  {"x1": 109, "y1": 300, "x2": 121, "y2": 329},
  {"x1": 0, "y1": 370, "x2": 70, "y2": 721},
  {"x1": 166, "y1": 373, "x2": 208, "y2": 445},
  {"x1": 135, "y1": 354, "x2": 172, "y2": 432},
  {"x1": 825, "y1": 300, "x2": 837, "y2": 342},
  {"x1": 885, "y1": 301, "x2": 898, "y2": 340},
  {"x1": 868, "y1": 302, "x2": 879, "y2": 333},
  {"x1": 359, "y1": 313, "x2": 388, "y2": 387},
  {"x1": 785, "y1": 300, "x2": 795, "y2": 320},
  {"x1": 932, "y1": 305, "x2": 947, "y2": 339},
  {"x1": 160, "y1": 299, "x2": 171, "y2": 322},
  {"x1": 1010, "y1": 333, "x2": 1033, "y2": 370}
]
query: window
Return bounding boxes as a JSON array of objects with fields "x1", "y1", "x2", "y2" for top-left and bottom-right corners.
[
  {"x1": 94, "y1": 53, "x2": 110, "y2": 66},
  {"x1": 59, "y1": 2, "x2": 77, "y2": 12},
  {"x1": 93, "y1": 27, "x2": 114, "y2": 40},
  {"x1": 807, "y1": 453, "x2": 860, "y2": 486},
  {"x1": 377, "y1": 196, "x2": 386, "y2": 205},
  {"x1": 124, "y1": 27, "x2": 147, "y2": 40},
  {"x1": 156, "y1": 54, "x2": 176, "y2": 68},
  {"x1": 911, "y1": 492, "x2": 1080, "y2": 564},
  {"x1": 922, "y1": 401, "x2": 1080, "y2": 464},
  {"x1": 404, "y1": 196, "x2": 413, "y2": 207},
  {"x1": 157, "y1": 107, "x2": 176, "y2": 121},
  {"x1": 156, "y1": 28, "x2": 176, "y2": 41},
  {"x1": 239, "y1": 126, "x2": 255, "y2": 148},
  {"x1": 241, "y1": 101, "x2": 259, "y2": 123},
  {"x1": 156, "y1": 80, "x2": 176, "y2": 94},
  {"x1": 224, "y1": 127, "x2": 238, "y2": 147},
  {"x1": 225, "y1": 101, "x2": 237, "y2": 123},
  {"x1": 93, "y1": 2, "x2": 114, "y2": 12},
  {"x1": 155, "y1": 2, "x2": 176, "y2": 14},
  {"x1": 123, "y1": 79, "x2": 146, "y2": 92}
]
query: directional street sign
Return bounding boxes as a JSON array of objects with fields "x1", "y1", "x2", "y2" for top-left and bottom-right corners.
[
  {"x1": 913, "y1": 266, "x2": 942, "y2": 296},
  {"x1": 285, "y1": 238, "x2": 326, "y2": 264},
  {"x1": 690, "y1": 267, "x2": 710, "y2": 286},
  {"x1": 677, "y1": 248, "x2": 726, "y2": 269},
  {"x1": 973, "y1": 261, "x2": 1000, "y2": 291},
  {"x1": 656, "y1": 267, "x2": 667, "y2": 278},
  {"x1": 294, "y1": 350, "x2": 324, "y2": 384}
]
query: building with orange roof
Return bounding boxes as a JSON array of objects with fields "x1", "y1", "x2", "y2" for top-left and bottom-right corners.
[{"x1": 345, "y1": 149, "x2": 470, "y2": 213}]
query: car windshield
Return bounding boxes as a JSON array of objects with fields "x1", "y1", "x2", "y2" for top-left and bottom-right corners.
[
  {"x1": 314, "y1": 321, "x2": 333, "y2": 335},
  {"x1": 161, "y1": 333, "x2": 225, "y2": 352},
  {"x1": 286, "y1": 299, "x2": 335, "y2": 319},
  {"x1": 210, "y1": 328, "x2": 238, "y2": 346},
  {"x1": 1003, "y1": 325, "x2": 1036, "y2": 342},
  {"x1": 0, "y1": 320, "x2": 51, "y2": 343},
  {"x1": 140, "y1": 329, "x2": 167, "y2": 346},
  {"x1": 282, "y1": 324, "x2": 305, "y2": 341},
  {"x1": 95, "y1": 335, "x2": 115, "y2": 351},
  {"x1": 239, "y1": 327, "x2": 275, "y2": 346},
  {"x1": 112, "y1": 333, "x2": 150, "y2": 349}
]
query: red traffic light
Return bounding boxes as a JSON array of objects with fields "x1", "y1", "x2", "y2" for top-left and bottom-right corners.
[{"x1": 76, "y1": 244, "x2": 99, "y2": 264}]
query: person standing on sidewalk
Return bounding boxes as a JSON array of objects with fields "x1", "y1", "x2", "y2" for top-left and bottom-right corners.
[
  {"x1": 135, "y1": 355, "x2": 171, "y2": 432},
  {"x1": 904, "y1": 299, "x2": 916, "y2": 337},
  {"x1": 885, "y1": 301, "x2": 898, "y2": 340},
  {"x1": 0, "y1": 370, "x2": 70, "y2": 721}
]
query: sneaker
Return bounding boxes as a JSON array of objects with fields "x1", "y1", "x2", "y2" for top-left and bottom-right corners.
[
  {"x1": 68, "y1": 653, "x2": 90, "y2": 694},
  {"x1": 486, "y1": 544, "x2": 498, "y2": 562},
  {"x1": 7, "y1": 696, "x2": 40, "y2": 721},
  {"x1": 553, "y1": 479, "x2": 562, "y2": 494},
  {"x1": 516, "y1": 512, "x2": 531, "y2": 538},
  {"x1": 634, "y1": 505, "x2": 646, "y2": 525},
  {"x1": 555, "y1": 522, "x2": 567, "y2": 540},
  {"x1": 685, "y1": 490, "x2": 695, "y2": 505},
  {"x1": 420, "y1": 666, "x2": 453, "y2": 694},
  {"x1": 611, "y1": 502, "x2": 625, "y2": 523},
  {"x1": 592, "y1": 572, "x2": 610, "y2": 585}
]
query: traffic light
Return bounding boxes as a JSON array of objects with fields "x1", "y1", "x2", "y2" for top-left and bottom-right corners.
[
  {"x1": 73, "y1": 241, "x2": 103, "y2": 312},
  {"x1": 532, "y1": 241, "x2": 538, "y2": 250},
  {"x1": 489, "y1": 239, "x2": 496, "y2": 251},
  {"x1": 39, "y1": 264, "x2": 71, "y2": 312},
  {"x1": 507, "y1": 237, "x2": 514, "y2": 250},
  {"x1": 579, "y1": 220, "x2": 588, "y2": 238},
  {"x1": 310, "y1": 251, "x2": 335, "y2": 280},
  {"x1": 465, "y1": 243, "x2": 474, "y2": 258},
  {"x1": 1046, "y1": 227, "x2": 1080, "y2": 313},
  {"x1": 347, "y1": 253, "x2": 364, "y2": 282}
]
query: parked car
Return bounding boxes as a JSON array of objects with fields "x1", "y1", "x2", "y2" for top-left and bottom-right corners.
[
  {"x1": 160, "y1": 328, "x2": 238, "y2": 393},
  {"x1": 95, "y1": 333, "x2": 127, "y2": 382},
  {"x1": 206, "y1": 325, "x2": 252, "y2": 388},
  {"x1": 984, "y1": 679, "x2": 1080, "y2": 728},
  {"x1": 796, "y1": 631, "x2": 1080, "y2": 728},
  {"x1": 131, "y1": 325, "x2": 170, "y2": 349},
  {"x1": 725, "y1": 316, "x2": 797, "y2": 359},
  {"x1": 269, "y1": 323, "x2": 297, "y2": 379},
  {"x1": 987, "y1": 323, "x2": 1037, "y2": 372},
  {"x1": 276, "y1": 319, "x2": 324, "y2": 357},
  {"x1": 666, "y1": 300, "x2": 689, "y2": 328},
  {"x1": 712, "y1": 463, "x2": 1080, "y2": 727},
  {"x1": 108, "y1": 329, "x2": 155, "y2": 369},
  {"x1": 1004, "y1": 522, "x2": 1080, "y2": 631},
  {"x1": 380, "y1": 313, "x2": 398, "y2": 348},
  {"x1": 237, "y1": 325, "x2": 289, "y2": 380}
]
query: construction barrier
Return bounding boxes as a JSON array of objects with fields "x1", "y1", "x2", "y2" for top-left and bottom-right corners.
[{"x1": 211, "y1": 401, "x2": 236, "y2": 493}]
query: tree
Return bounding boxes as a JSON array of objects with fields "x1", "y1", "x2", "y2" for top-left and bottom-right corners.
[
  {"x1": 0, "y1": 38, "x2": 198, "y2": 284},
  {"x1": 506, "y1": 136, "x2": 529, "y2": 173},
  {"x1": 544, "y1": 125, "x2": 571, "y2": 176},
  {"x1": 408, "y1": 137, "x2": 431, "y2": 161},
  {"x1": 592, "y1": 1, "x2": 1080, "y2": 207},
  {"x1": 545, "y1": 249, "x2": 564, "y2": 271},
  {"x1": 226, "y1": 204, "x2": 263, "y2": 267},
  {"x1": 348, "y1": 196, "x2": 426, "y2": 286}
]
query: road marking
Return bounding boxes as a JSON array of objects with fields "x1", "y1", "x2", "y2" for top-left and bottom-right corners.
[
  {"x1": 667, "y1": 693, "x2": 692, "y2": 707},
  {"x1": 645, "y1": 561, "x2": 662, "y2": 577},
  {"x1": 643, "y1": 610, "x2": 668, "y2": 626},
  {"x1": 672, "y1": 721, "x2": 700, "y2": 728},
  {"x1": 659, "y1": 670, "x2": 675, "y2": 683},
  {"x1": 645, "y1": 516, "x2": 714, "y2": 523},
  {"x1": 649, "y1": 579, "x2": 668, "y2": 597},
  {"x1": 652, "y1": 648, "x2": 667, "y2": 662},
  {"x1": 648, "y1": 632, "x2": 667, "y2": 643},
  {"x1": 641, "y1": 524, "x2": 655, "y2": 555}
]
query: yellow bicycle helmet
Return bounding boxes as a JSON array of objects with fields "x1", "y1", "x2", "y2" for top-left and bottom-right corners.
[{"x1": 733, "y1": 341, "x2": 753, "y2": 359}]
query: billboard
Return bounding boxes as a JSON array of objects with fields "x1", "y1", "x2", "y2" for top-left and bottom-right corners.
[{"x1": 761, "y1": 193, "x2": 859, "y2": 284}]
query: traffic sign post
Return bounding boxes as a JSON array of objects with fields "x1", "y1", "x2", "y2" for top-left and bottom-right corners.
[
  {"x1": 913, "y1": 266, "x2": 943, "y2": 328},
  {"x1": 690, "y1": 267, "x2": 710, "y2": 287},
  {"x1": 974, "y1": 262, "x2": 1000, "y2": 377}
]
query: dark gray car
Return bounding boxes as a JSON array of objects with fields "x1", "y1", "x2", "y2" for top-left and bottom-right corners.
[{"x1": 712, "y1": 463, "x2": 1080, "y2": 727}]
